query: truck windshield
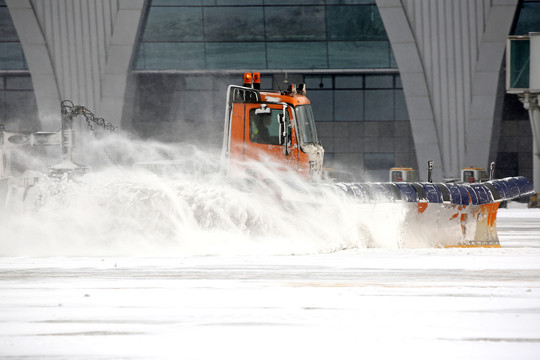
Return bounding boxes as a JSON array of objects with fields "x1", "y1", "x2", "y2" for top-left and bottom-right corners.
[{"x1": 295, "y1": 105, "x2": 318, "y2": 145}]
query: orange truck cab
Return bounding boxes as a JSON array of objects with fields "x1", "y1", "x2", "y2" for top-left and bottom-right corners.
[{"x1": 221, "y1": 73, "x2": 324, "y2": 180}]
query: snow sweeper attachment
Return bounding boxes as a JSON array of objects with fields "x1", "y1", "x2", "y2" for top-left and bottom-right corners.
[{"x1": 333, "y1": 176, "x2": 534, "y2": 248}]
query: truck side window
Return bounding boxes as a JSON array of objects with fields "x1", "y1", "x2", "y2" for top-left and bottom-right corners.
[
  {"x1": 391, "y1": 171, "x2": 403, "y2": 182},
  {"x1": 463, "y1": 170, "x2": 474, "y2": 183},
  {"x1": 249, "y1": 108, "x2": 288, "y2": 145}
]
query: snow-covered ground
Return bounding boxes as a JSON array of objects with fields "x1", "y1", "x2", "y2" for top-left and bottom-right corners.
[{"x1": 0, "y1": 207, "x2": 539, "y2": 360}]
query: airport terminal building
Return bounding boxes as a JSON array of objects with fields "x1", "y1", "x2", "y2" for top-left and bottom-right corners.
[{"x1": 0, "y1": 0, "x2": 539, "y2": 181}]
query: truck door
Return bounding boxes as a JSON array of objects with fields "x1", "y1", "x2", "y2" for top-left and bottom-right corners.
[{"x1": 244, "y1": 103, "x2": 299, "y2": 172}]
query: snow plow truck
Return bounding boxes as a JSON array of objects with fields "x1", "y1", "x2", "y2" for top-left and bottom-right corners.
[
  {"x1": 0, "y1": 73, "x2": 534, "y2": 248},
  {"x1": 220, "y1": 73, "x2": 534, "y2": 248}
]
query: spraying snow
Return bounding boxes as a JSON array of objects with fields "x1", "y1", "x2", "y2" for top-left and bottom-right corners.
[{"x1": 0, "y1": 134, "x2": 415, "y2": 257}]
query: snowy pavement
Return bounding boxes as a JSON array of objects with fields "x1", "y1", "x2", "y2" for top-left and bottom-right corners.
[{"x1": 1, "y1": 208, "x2": 539, "y2": 359}]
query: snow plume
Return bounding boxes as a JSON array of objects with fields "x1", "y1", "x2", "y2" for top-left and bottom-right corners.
[{"x1": 0, "y1": 134, "x2": 411, "y2": 256}]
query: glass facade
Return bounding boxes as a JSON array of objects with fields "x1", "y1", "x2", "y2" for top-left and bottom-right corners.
[
  {"x1": 134, "y1": 0, "x2": 395, "y2": 70},
  {"x1": 507, "y1": 38, "x2": 530, "y2": 90},
  {"x1": 130, "y1": 0, "x2": 409, "y2": 180},
  {"x1": 130, "y1": 72, "x2": 416, "y2": 181},
  {"x1": 497, "y1": 94, "x2": 531, "y2": 180},
  {"x1": 305, "y1": 73, "x2": 414, "y2": 180},
  {"x1": 0, "y1": 1, "x2": 27, "y2": 70},
  {"x1": 305, "y1": 74, "x2": 407, "y2": 122},
  {"x1": 131, "y1": 73, "x2": 237, "y2": 145},
  {"x1": 0, "y1": 0, "x2": 533, "y2": 182}
]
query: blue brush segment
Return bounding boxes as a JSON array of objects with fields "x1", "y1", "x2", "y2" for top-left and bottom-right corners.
[{"x1": 334, "y1": 176, "x2": 534, "y2": 204}]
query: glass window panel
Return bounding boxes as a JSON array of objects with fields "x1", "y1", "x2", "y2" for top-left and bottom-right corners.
[
  {"x1": 513, "y1": 3, "x2": 540, "y2": 35},
  {"x1": 335, "y1": 75, "x2": 363, "y2": 89},
  {"x1": 260, "y1": 75, "x2": 273, "y2": 90},
  {"x1": 365, "y1": 75, "x2": 393, "y2": 88},
  {"x1": 135, "y1": 75, "x2": 177, "y2": 123},
  {"x1": 182, "y1": 90, "x2": 214, "y2": 122},
  {"x1": 140, "y1": 42, "x2": 205, "y2": 69},
  {"x1": 204, "y1": 7, "x2": 264, "y2": 41},
  {"x1": 6, "y1": 76, "x2": 33, "y2": 90},
  {"x1": 265, "y1": 6, "x2": 325, "y2": 41},
  {"x1": 210, "y1": 76, "x2": 235, "y2": 95},
  {"x1": 184, "y1": 75, "x2": 213, "y2": 90},
  {"x1": 133, "y1": 43, "x2": 146, "y2": 69},
  {"x1": 0, "y1": 90, "x2": 5, "y2": 122},
  {"x1": 264, "y1": 0, "x2": 324, "y2": 4},
  {"x1": 334, "y1": 90, "x2": 363, "y2": 121},
  {"x1": 170, "y1": 89, "x2": 187, "y2": 122},
  {"x1": 390, "y1": 47, "x2": 397, "y2": 68},
  {"x1": 206, "y1": 42, "x2": 266, "y2": 69},
  {"x1": 204, "y1": 0, "x2": 262, "y2": 4},
  {"x1": 174, "y1": 77, "x2": 186, "y2": 91},
  {"x1": 395, "y1": 74, "x2": 402, "y2": 88},
  {"x1": 326, "y1": 0, "x2": 375, "y2": 4},
  {"x1": 6, "y1": 90, "x2": 38, "y2": 128},
  {"x1": 328, "y1": 41, "x2": 390, "y2": 68},
  {"x1": 0, "y1": 43, "x2": 26, "y2": 70},
  {"x1": 267, "y1": 42, "x2": 327, "y2": 69},
  {"x1": 0, "y1": 8, "x2": 18, "y2": 41},
  {"x1": 364, "y1": 152, "x2": 394, "y2": 169},
  {"x1": 364, "y1": 89, "x2": 393, "y2": 121},
  {"x1": 326, "y1": 5, "x2": 387, "y2": 41},
  {"x1": 367, "y1": 168, "x2": 391, "y2": 181},
  {"x1": 143, "y1": 7, "x2": 203, "y2": 41},
  {"x1": 308, "y1": 89, "x2": 333, "y2": 121},
  {"x1": 394, "y1": 89, "x2": 409, "y2": 121},
  {"x1": 509, "y1": 39, "x2": 530, "y2": 89},
  {"x1": 304, "y1": 75, "x2": 333, "y2": 89},
  {"x1": 152, "y1": 0, "x2": 202, "y2": 5}
]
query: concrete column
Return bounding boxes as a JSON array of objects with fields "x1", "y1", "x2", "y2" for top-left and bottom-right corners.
[
  {"x1": 98, "y1": 0, "x2": 146, "y2": 129},
  {"x1": 464, "y1": 0, "x2": 520, "y2": 170},
  {"x1": 6, "y1": 0, "x2": 60, "y2": 131},
  {"x1": 375, "y1": 0, "x2": 442, "y2": 181}
]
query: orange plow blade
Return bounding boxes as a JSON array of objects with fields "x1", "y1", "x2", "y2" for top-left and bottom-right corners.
[{"x1": 443, "y1": 203, "x2": 501, "y2": 248}]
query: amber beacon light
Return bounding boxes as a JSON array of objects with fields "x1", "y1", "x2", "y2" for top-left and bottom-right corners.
[
  {"x1": 243, "y1": 73, "x2": 253, "y2": 87},
  {"x1": 252, "y1": 72, "x2": 261, "y2": 89}
]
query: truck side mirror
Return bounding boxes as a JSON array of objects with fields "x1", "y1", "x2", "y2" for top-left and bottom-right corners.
[
  {"x1": 254, "y1": 104, "x2": 271, "y2": 115},
  {"x1": 278, "y1": 114, "x2": 287, "y2": 145}
]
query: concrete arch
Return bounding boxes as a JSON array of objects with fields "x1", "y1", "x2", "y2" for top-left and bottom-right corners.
[
  {"x1": 376, "y1": 0, "x2": 442, "y2": 181},
  {"x1": 97, "y1": 0, "x2": 147, "y2": 128},
  {"x1": 7, "y1": 0, "x2": 145, "y2": 130},
  {"x1": 377, "y1": 0, "x2": 518, "y2": 180},
  {"x1": 7, "y1": 0, "x2": 60, "y2": 131},
  {"x1": 465, "y1": 2, "x2": 519, "y2": 168}
]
